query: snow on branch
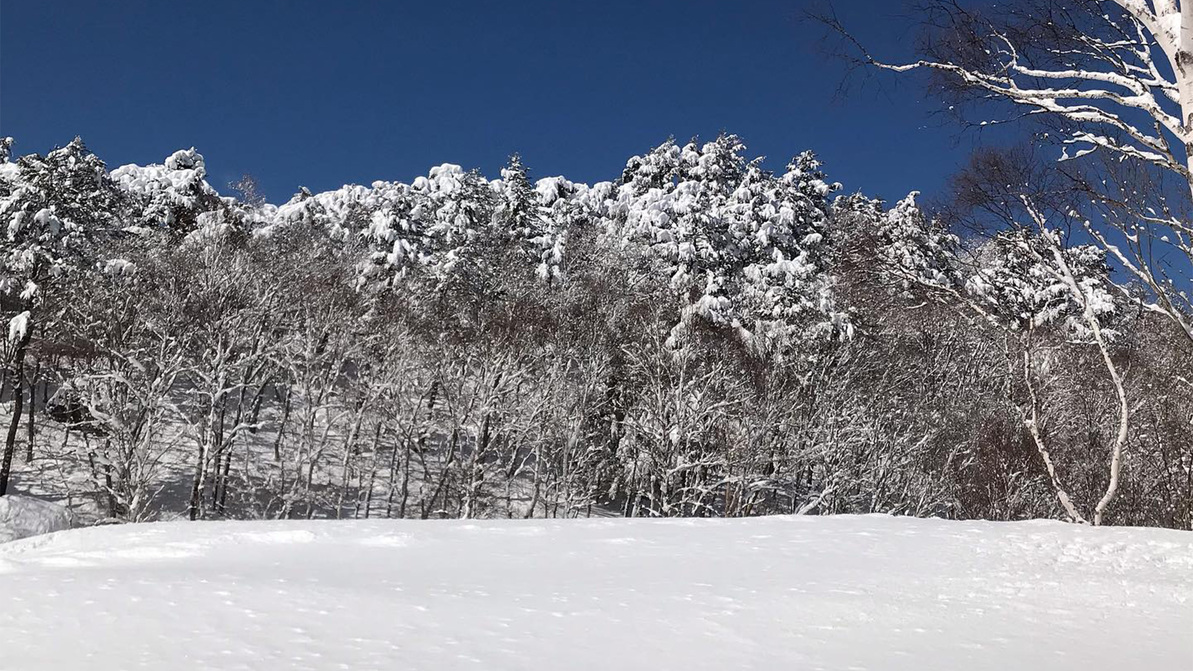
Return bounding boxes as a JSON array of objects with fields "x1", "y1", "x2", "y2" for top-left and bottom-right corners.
[{"x1": 838, "y1": 1, "x2": 1193, "y2": 181}]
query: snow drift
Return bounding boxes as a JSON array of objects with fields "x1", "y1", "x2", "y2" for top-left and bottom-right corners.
[
  {"x1": 0, "y1": 495, "x2": 74, "y2": 544},
  {"x1": 0, "y1": 515, "x2": 1189, "y2": 670}
]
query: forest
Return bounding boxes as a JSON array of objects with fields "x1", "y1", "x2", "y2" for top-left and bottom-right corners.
[{"x1": 0, "y1": 129, "x2": 1188, "y2": 529}]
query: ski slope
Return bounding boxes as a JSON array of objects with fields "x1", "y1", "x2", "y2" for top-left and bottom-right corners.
[{"x1": 0, "y1": 515, "x2": 1189, "y2": 670}]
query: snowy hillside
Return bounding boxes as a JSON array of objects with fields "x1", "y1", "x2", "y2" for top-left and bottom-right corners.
[{"x1": 0, "y1": 515, "x2": 1189, "y2": 670}]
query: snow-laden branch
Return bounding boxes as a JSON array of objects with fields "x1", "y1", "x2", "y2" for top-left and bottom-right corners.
[{"x1": 856, "y1": 1, "x2": 1193, "y2": 185}]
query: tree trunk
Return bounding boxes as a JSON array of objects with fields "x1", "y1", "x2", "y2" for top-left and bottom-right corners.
[
  {"x1": 362, "y1": 421, "x2": 384, "y2": 519},
  {"x1": 0, "y1": 327, "x2": 32, "y2": 496},
  {"x1": 24, "y1": 359, "x2": 37, "y2": 462},
  {"x1": 385, "y1": 424, "x2": 402, "y2": 519},
  {"x1": 1016, "y1": 341, "x2": 1087, "y2": 525},
  {"x1": 336, "y1": 403, "x2": 367, "y2": 519},
  {"x1": 1178, "y1": 3, "x2": 1193, "y2": 168},
  {"x1": 189, "y1": 440, "x2": 206, "y2": 520},
  {"x1": 1088, "y1": 302, "x2": 1131, "y2": 526},
  {"x1": 102, "y1": 438, "x2": 118, "y2": 518},
  {"x1": 463, "y1": 413, "x2": 491, "y2": 518}
]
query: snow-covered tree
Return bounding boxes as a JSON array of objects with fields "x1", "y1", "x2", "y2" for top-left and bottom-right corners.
[
  {"x1": 605, "y1": 135, "x2": 849, "y2": 358},
  {"x1": 0, "y1": 138, "x2": 127, "y2": 495},
  {"x1": 967, "y1": 230, "x2": 1115, "y2": 335},
  {"x1": 0, "y1": 139, "x2": 124, "y2": 302},
  {"x1": 112, "y1": 148, "x2": 226, "y2": 235},
  {"x1": 493, "y1": 155, "x2": 569, "y2": 282},
  {"x1": 875, "y1": 192, "x2": 963, "y2": 293}
]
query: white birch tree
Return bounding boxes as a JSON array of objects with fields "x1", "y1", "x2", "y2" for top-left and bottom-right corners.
[{"x1": 829, "y1": 0, "x2": 1193, "y2": 341}]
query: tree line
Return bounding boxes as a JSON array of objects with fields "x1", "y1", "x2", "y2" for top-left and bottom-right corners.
[{"x1": 0, "y1": 131, "x2": 1188, "y2": 527}]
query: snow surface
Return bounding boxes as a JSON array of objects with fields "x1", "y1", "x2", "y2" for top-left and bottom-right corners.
[
  {"x1": 0, "y1": 515, "x2": 1189, "y2": 670},
  {"x1": 0, "y1": 495, "x2": 73, "y2": 544}
]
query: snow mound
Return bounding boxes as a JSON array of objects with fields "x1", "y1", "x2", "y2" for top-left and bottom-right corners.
[
  {"x1": 0, "y1": 515, "x2": 1189, "y2": 670},
  {"x1": 0, "y1": 496, "x2": 74, "y2": 544}
]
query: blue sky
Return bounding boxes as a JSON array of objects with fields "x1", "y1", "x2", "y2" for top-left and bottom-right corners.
[{"x1": 1, "y1": 0, "x2": 1010, "y2": 205}]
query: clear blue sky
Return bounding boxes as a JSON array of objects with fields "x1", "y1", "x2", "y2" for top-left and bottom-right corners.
[{"x1": 0, "y1": 0, "x2": 1009, "y2": 205}]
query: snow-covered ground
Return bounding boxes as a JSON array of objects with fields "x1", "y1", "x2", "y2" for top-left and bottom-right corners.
[{"x1": 0, "y1": 515, "x2": 1189, "y2": 670}]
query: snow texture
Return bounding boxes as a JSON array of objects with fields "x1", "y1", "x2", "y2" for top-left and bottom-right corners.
[
  {"x1": 0, "y1": 515, "x2": 1189, "y2": 669},
  {"x1": 0, "y1": 496, "x2": 74, "y2": 544}
]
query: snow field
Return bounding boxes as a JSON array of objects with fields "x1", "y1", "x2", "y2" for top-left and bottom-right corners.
[{"x1": 0, "y1": 514, "x2": 1189, "y2": 670}]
